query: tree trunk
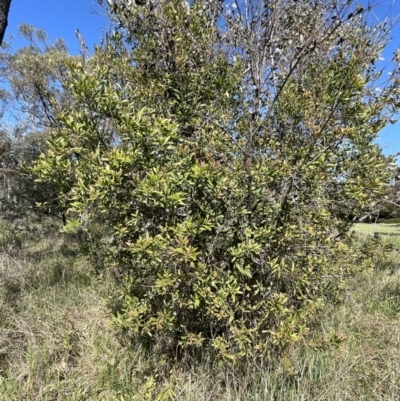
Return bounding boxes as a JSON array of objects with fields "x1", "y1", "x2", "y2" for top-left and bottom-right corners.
[{"x1": 0, "y1": 0, "x2": 12, "y2": 47}]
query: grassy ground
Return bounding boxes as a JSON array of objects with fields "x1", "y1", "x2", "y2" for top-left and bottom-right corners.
[
  {"x1": 0, "y1": 222, "x2": 399, "y2": 400},
  {"x1": 353, "y1": 222, "x2": 400, "y2": 236}
]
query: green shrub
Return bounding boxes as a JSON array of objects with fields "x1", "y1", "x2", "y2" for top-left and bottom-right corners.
[{"x1": 34, "y1": 0, "x2": 400, "y2": 361}]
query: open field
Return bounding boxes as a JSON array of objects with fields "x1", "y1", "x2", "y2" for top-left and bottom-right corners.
[
  {"x1": 353, "y1": 222, "x2": 400, "y2": 236},
  {"x1": 0, "y1": 222, "x2": 399, "y2": 400}
]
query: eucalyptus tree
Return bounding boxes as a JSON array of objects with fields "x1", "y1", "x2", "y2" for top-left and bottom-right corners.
[
  {"x1": 0, "y1": 25, "x2": 73, "y2": 223},
  {"x1": 34, "y1": 0, "x2": 400, "y2": 361},
  {"x1": 0, "y1": 24, "x2": 72, "y2": 130}
]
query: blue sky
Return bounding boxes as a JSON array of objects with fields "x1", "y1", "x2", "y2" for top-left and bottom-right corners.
[
  {"x1": 6, "y1": 0, "x2": 108, "y2": 54},
  {"x1": 4, "y1": 0, "x2": 400, "y2": 157}
]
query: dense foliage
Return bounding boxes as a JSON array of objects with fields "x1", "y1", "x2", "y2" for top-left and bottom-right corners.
[{"x1": 34, "y1": 0, "x2": 400, "y2": 360}]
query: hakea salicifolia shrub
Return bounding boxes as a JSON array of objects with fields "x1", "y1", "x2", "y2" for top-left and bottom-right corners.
[{"x1": 34, "y1": 0, "x2": 400, "y2": 361}]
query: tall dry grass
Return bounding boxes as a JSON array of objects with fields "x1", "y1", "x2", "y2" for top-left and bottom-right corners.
[{"x1": 0, "y1": 223, "x2": 399, "y2": 400}]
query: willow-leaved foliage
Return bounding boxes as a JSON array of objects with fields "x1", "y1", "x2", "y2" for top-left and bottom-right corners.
[{"x1": 34, "y1": 0, "x2": 400, "y2": 360}]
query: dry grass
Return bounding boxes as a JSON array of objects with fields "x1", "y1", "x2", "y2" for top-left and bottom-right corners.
[{"x1": 0, "y1": 223, "x2": 399, "y2": 400}]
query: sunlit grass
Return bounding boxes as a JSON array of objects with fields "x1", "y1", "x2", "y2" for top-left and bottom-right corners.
[{"x1": 353, "y1": 222, "x2": 400, "y2": 235}]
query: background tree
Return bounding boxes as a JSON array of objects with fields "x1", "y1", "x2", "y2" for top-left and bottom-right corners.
[
  {"x1": 34, "y1": 0, "x2": 400, "y2": 361},
  {"x1": 0, "y1": 25, "x2": 74, "y2": 225},
  {"x1": 0, "y1": 24, "x2": 72, "y2": 130},
  {"x1": 366, "y1": 163, "x2": 400, "y2": 221}
]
